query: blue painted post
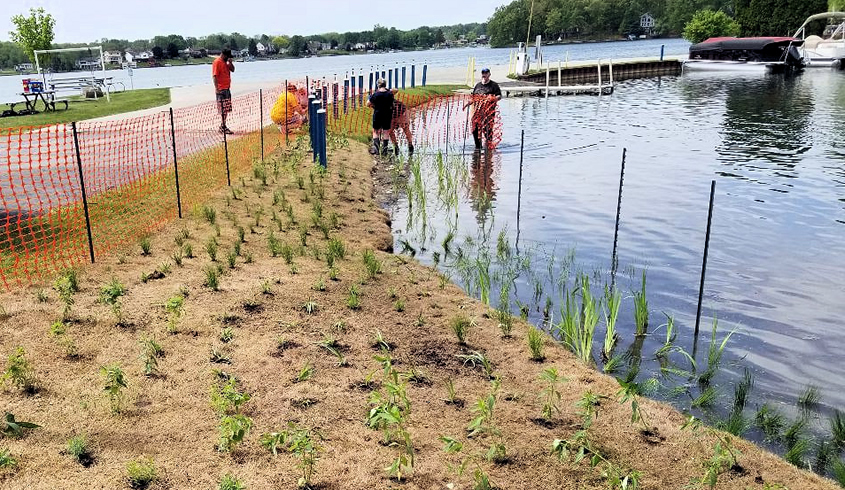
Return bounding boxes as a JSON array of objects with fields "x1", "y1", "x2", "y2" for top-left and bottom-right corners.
[
  {"x1": 411, "y1": 65, "x2": 416, "y2": 88},
  {"x1": 660, "y1": 44, "x2": 665, "y2": 61},
  {"x1": 359, "y1": 75, "x2": 364, "y2": 104},
  {"x1": 388, "y1": 68, "x2": 392, "y2": 89},
  {"x1": 401, "y1": 66, "x2": 406, "y2": 89},
  {"x1": 381, "y1": 70, "x2": 386, "y2": 82},
  {"x1": 351, "y1": 76, "x2": 356, "y2": 109},
  {"x1": 317, "y1": 109, "x2": 327, "y2": 168},
  {"x1": 394, "y1": 66, "x2": 399, "y2": 88},
  {"x1": 322, "y1": 84, "x2": 328, "y2": 111},
  {"x1": 311, "y1": 99, "x2": 321, "y2": 162},
  {"x1": 343, "y1": 79, "x2": 349, "y2": 114},
  {"x1": 422, "y1": 64, "x2": 427, "y2": 86},
  {"x1": 369, "y1": 72, "x2": 374, "y2": 94}
]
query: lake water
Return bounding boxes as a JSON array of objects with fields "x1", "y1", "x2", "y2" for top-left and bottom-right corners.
[
  {"x1": 0, "y1": 39, "x2": 689, "y2": 104},
  {"x1": 389, "y1": 68, "x2": 845, "y2": 460}
]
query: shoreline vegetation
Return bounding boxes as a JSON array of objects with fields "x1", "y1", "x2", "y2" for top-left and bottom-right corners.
[{"x1": 0, "y1": 130, "x2": 839, "y2": 488}]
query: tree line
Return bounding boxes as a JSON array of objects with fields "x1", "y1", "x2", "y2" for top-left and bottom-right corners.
[
  {"x1": 486, "y1": 0, "x2": 829, "y2": 48},
  {"x1": 2, "y1": 9, "x2": 486, "y2": 71}
]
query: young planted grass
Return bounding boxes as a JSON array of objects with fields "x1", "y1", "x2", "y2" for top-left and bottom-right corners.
[
  {"x1": 698, "y1": 317, "x2": 735, "y2": 386},
  {"x1": 633, "y1": 270, "x2": 648, "y2": 336},
  {"x1": 527, "y1": 327, "x2": 545, "y2": 362},
  {"x1": 451, "y1": 315, "x2": 473, "y2": 345},
  {"x1": 556, "y1": 276, "x2": 599, "y2": 365},
  {"x1": 602, "y1": 285, "x2": 621, "y2": 361}
]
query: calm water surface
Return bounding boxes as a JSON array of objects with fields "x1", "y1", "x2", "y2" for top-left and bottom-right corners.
[
  {"x1": 0, "y1": 39, "x2": 689, "y2": 104},
  {"x1": 390, "y1": 69, "x2": 845, "y2": 452}
]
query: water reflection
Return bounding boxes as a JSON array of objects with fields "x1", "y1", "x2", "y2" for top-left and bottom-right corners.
[
  {"x1": 716, "y1": 75, "x2": 813, "y2": 188},
  {"x1": 468, "y1": 148, "x2": 498, "y2": 222}
]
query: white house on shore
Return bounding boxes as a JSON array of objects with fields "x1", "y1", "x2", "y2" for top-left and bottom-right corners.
[{"x1": 101, "y1": 51, "x2": 123, "y2": 64}]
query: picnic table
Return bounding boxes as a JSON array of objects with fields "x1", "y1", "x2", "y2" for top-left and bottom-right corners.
[{"x1": 13, "y1": 90, "x2": 68, "y2": 114}]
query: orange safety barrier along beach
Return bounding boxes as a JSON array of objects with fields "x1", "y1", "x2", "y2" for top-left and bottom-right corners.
[{"x1": 0, "y1": 78, "x2": 499, "y2": 289}]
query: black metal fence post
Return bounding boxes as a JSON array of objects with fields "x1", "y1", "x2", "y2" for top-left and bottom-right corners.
[
  {"x1": 71, "y1": 121, "x2": 95, "y2": 263},
  {"x1": 695, "y1": 180, "x2": 717, "y2": 335},
  {"x1": 259, "y1": 89, "x2": 265, "y2": 163},
  {"x1": 516, "y1": 129, "x2": 525, "y2": 250},
  {"x1": 223, "y1": 130, "x2": 231, "y2": 186},
  {"x1": 169, "y1": 108, "x2": 182, "y2": 218},
  {"x1": 611, "y1": 148, "x2": 627, "y2": 289}
]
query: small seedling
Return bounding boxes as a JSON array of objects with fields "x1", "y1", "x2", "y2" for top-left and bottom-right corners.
[
  {"x1": 457, "y1": 351, "x2": 495, "y2": 379},
  {"x1": 218, "y1": 473, "x2": 245, "y2": 490},
  {"x1": 204, "y1": 266, "x2": 221, "y2": 291},
  {"x1": 0, "y1": 448, "x2": 17, "y2": 470},
  {"x1": 294, "y1": 361, "x2": 314, "y2": 383},
  {"x1": 539, "y1": 367, "x2": 566, "y2": 422},
  {"x1": 346, "y1": 285, "x2": 361, "y2": 310},
  {"x1": 451, "y1": 315, "x2": 473, "y2": 345},
  {"x1": 35, "y1": 289, "x2": 48, "y2": 303},
  {"x1": 210, "y1": 346, "x2": 232, "y2": 364},
  {"x1": 302, "y1": 298, "x2": 318, "y2": 314},
  {"x1": 2, "y1": 347, "x2": 37, "y2": 393},
  {"x1": 527, "y1": 326, "x2": 545, "y2": 361},
  {"x1": 202, "y1": 205, "x2": 217, "y2": 224},
  {"x1": 100, "y1": 364, "x2": 127, "y2": 414},
  {"x1": 218, "y1": 414, "x2": 253, "y2": 453},
  {"x1": 206, "y1": 237, "x2": 219, "y2": 262},
  {"x1": 220, "y1": 327, "x2": 234, "y2": 343},
  {"x1": 1, "y1": 412, "x2": 40, "y2": 437},
  {"x1": 445, "y1": 378, "x2": 459, "y2": 405},
  {"x1": 372, "y1": 330, "x2": 391, "y2": 351},
  {"x1": 67, "y1": 434, "x2": 92, "y2": 466},
  {"x1": 362, "y1": 249, "x2": 381, "y2": 279},
  {"x1": 139, "y1": 335, "x2": 163, "y2": 376},
  {"x1": 126, "y1": 457, "x2": 157, "y2": 489},
  {"x1": 139, "y1": 237, "x2": 152, "y2": 256},
  {"x1": 393, "y1": 299, "x2": 405, "y2": 312},
  {"x1": 183, "y1": 243, "x2": 194, "y2": 258},
  {"x1": 312, "y1": 277, "x2": 326, "y2": 292},
  {"x1": 165, "y1": 294, "x2": 185, "y2": 334},
  {"x1": 99, "y1": 278, "x2": 127, "y2": 324}
]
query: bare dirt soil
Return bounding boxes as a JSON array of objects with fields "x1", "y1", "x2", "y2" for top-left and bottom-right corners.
[{"x1": 0, "y1": 139, "x2": 838, "y2": 490}]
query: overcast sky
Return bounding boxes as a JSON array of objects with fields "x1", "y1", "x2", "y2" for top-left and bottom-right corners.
[{"x1": 2, "y1": 0, "x2": 505, "y2": 43}]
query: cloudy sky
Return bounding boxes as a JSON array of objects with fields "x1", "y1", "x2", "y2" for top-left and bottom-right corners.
[{"x1": 2, "y1": 0, "x2": 505, "y2": 43}]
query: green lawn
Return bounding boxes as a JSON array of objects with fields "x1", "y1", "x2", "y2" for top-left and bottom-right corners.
[{"x1": 1, "y1": 88, "x2": 171, "y2": 128}]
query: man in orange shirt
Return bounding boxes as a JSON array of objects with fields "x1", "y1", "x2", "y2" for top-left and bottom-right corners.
[{"x1": 212, "y1": 48, "x2": 235, "y2": 134}]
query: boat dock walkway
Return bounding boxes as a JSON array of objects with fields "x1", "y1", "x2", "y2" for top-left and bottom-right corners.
[{"x1": 487, "y1": 56, "x2": 685, "y2": 97}]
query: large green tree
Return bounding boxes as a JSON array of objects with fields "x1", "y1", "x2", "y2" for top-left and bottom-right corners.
[
  {"x1": 735, "y1": 0, "x2": 827, "y2": 36},
  {"x1": 9, "y1": 7, "x2": 56, "y2": 64},
  {"x1": 683, "y1": 9, "x2": 740, "y2": 43}
]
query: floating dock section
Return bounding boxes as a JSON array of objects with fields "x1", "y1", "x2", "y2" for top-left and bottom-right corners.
[{"x1": 500, "y1": 58, "x2": 683, "y2": 97}]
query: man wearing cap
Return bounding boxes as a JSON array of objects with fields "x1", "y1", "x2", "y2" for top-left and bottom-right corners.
[
  {"x1": 465, "y1": 67, "x2": 501, "y2": 150},
  {"x1": 212, "y1": 48, "x2": 235, "y2": 134}
]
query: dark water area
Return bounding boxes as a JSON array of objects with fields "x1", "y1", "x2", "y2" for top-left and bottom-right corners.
[{"x1": 389, "y1": 69, "x2": 845, "y2": 463}]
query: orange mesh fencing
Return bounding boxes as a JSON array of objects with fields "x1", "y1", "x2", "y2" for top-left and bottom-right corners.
[{"x1": 0, "y1": 77, "x2": 499, "y2": 289}]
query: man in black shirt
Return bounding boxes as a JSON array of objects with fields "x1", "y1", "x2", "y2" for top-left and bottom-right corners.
[
  {"x1": 465, "y1": 67, "x2": 502, "y2": 150},
  {"x1": 367, "y1": 79, "x2": 394, "y2": 155}
]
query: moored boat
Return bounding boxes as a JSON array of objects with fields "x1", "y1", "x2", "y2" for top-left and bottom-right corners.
[
  {"x1": 683, "y1": 37, "x2": 805, "y2": 73},
  {"x1": 793, "y1": 12, "x2": 845, "y2": 68}
]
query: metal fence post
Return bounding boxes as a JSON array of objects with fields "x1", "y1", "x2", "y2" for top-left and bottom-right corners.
[
  {"x1": 71, "y1": 121, "x2": 95, "y2": 263},
  {"x1": 694, "y1": 180, "x2": 717, "y2": 335},
  {"x1": 259, "y1": 88, "x2": 265, "y2": 163},
  {"x1": 223, "y1": 130, "x2": 231, "y2": 186},
  {"x1": 611, "y1": 149, "x2": 627, "y2": 289},
  {"x1": 402, "y1": 66, "x2": 406, "y2": 90},
  {"x1": 422, "y1": 64, "x2": 427, "y2": 86},
  {"x1": 411, "y1": 65, "x2": 416, "y2": 88},
  {"x1": 168, "y1": 108, "x2": 182, "y2": 219}
]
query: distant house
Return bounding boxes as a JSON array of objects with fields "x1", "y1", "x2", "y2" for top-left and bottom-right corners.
[
  {"x1": 354, "y1": 42, "x2": 367, "y2": 51},
  {"x1": 76, "y1": 58, "x2": 100, "y2": 70},
  {"x1": 256, "y1": 42, "x2": 266, "y2": 55},
  {"x1": 306, "y1": 41, "x2": 321, "y2": 54},
  {"x1": 101, "y1": 51, "x2": 123, "y2": 64},
  {"x1": 136, "y1": 50, "x2": 153, "y2": 60},
  {"x1": 640, "y1": 13, "x2": 655, "y2": 34}
]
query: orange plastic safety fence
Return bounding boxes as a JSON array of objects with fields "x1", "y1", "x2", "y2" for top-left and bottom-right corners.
[{"x1": 0, "y1": 78, "x2": 495, "y2": 290}]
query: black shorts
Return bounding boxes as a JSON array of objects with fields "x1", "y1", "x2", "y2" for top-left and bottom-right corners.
[
  {"x1": 372, "y1": 114, "x2": 391, "y2": 131},
  {"x1": 216, "y1": 89, "x2": 232, "y2": 114}
]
